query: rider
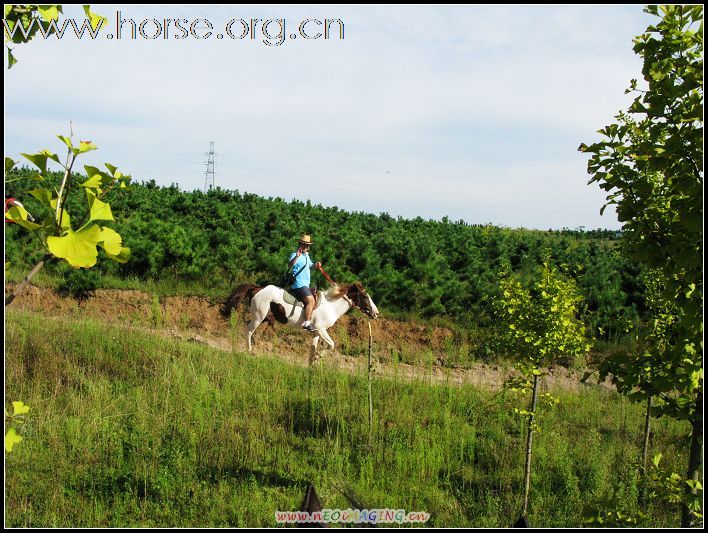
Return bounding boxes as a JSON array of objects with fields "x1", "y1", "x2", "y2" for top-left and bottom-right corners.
[{"x1": 288, "y1": 234, "x2": 322, "y2": 332}]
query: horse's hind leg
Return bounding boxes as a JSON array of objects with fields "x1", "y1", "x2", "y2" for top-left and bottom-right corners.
[
  {"x1": 245, "y1": 320, "x2": 257, "y2": 352},
  {"x1": 246, "y1": 302, "x2": 268, "y2": 353}
]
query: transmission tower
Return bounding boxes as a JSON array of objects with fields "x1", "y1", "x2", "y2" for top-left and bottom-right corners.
[{"x1": 203, "y1": 142, "x2": 218, "y2": 192}]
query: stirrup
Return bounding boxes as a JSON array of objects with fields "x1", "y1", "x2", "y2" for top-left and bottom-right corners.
[{"x1": 302, "y1": 323, "x2": 317, "y2": 332}]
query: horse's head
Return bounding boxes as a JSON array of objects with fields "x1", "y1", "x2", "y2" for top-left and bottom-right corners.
[{"x1": 346, "y1": 282, "x2": 380, "y2": 319}]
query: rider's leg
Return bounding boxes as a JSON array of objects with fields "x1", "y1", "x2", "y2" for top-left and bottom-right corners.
[{"x1": 304, "y1": 294, "x2": 315, "y2": 321}]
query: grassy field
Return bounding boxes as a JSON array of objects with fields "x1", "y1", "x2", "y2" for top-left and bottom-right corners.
[{"x1": 5, "y1": 311, "x2": 689, "y2": 527}]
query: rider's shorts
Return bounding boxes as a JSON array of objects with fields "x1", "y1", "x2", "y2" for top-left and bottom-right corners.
[{"x1": 291, "y1": 286, "x2": 313, "y2": 303}]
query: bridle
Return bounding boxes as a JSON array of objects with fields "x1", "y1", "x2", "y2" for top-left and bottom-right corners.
[
  {"x1": 317, "y1": 264, "x2": 375, "y2": 318},
  {"x1": 343, "y1": 288, "x2": 375, "y2": 318}
]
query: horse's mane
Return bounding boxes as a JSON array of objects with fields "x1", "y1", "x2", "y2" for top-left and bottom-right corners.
[{"x1": 324, "y1": 282, "x2": 362, "y2": 301}]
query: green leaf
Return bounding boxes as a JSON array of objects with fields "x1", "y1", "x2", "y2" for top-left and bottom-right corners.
[
  {"x1": 7, "y1": 47, "x2": 17, "y2": 69},
  {"x1": 80, "y1": 174, "x2": 103, "y2": 189},
  {"x1": 20, "y1": 152, "x2": 49, "y2": 175},
  {"x1": 57, "y1": 135, "x2": 73, "y2": 150},
  {"x1": 86, "y1": 189, "x2": 114, "y2": 222},
  {"x1": 98, "y1": 226, "x2": 123, "y2": 255},
  {"x1": 28, "y1": 188, "x2": 54, "y2": 207},
  {"x1": 12, "y1": 401, "x2": 30, "y2": 416},
  {"x1": 78, "y1": 140, "x2": 97, "y2": 154},
  {"x1": 652, "y1": 453, "x2": 663, "y2": 469},
  {"x1": 5, "y1": 156, "x2": 16, "y2": 173},
  {"x1": 83, "y1": 5, "x2": 107, "y2": 31},
  {"x1": 39, "y1": 149, "x2": 61, "y2": 164},
  {"x1": 5, "y1": 205, "x2": 41, "y2": 230},
  {"x1": 5, "y1": 428, "x2": 22, "y2": 453},
  {"x1": 57, "y1": 208, "x2": 71, "y2": 230},
  {"x1": 47, "y1": 225, "x2": 102, "y2": 268},
  {"x1": 84, "y1": 165, "x2": 114, "y2": 189},
  {"x1": 37, "y1": 5, "x2": 60, "y2": 21},
  {"x1": 105, "y1": 246, "x2": 131, "y2": 264}
]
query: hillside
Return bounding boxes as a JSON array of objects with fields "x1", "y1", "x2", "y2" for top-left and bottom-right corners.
[
  {"x1": 5, "y1": 168, "x2": 645, "y2": 340},
  {"x1": 7, "y1": 284, "x2": 610, "y2": 393},
  {"x1": 5, "y1": 308, "x2": 687, "y2": 527}
]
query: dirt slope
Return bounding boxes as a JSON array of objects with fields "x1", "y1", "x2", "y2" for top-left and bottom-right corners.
[{"x1": 6, "y1": 284, "x2": 612, "y2": 394}]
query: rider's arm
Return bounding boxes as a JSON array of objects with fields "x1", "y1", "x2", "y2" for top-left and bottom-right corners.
[{"x1": 288, "y1": 249, "x2": 302, "y2": 268}]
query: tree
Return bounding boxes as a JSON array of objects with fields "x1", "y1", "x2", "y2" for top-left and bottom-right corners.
[
  {"x1": 579, "y1": 5, "x2": 703, "y2": 526},
  {"x1": 495, "y1": 263, "x2": 591, "y2": 520},
  {"x1": 4, "y1": 5, "x2": 120, "y2": 456},
  {"x1": 5, "y1": 134, "x2": 131, "y2": 305}
]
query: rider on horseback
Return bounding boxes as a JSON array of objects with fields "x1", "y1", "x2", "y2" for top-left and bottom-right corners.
[{"x1": 288, "y1": 234, "x2": 322, "y2": 332}]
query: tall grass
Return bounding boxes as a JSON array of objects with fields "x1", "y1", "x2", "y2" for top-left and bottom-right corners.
[{"x1": 5, "y1": 311, "x2": 688, "y2": 527}]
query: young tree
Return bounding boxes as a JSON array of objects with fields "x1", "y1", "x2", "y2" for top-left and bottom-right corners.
[
  {"x1": 5, "y1": 135, "x2": 131, "y2": 305},
  {"x1": 579, "y1": 5, "x2": 703, "y2": 526},
  {"x1": 496, "y1": 264, "x2": 591, "y2": 520},
  {"x1": 4, "y1": 6, "x2": 119, "y2": 455}
]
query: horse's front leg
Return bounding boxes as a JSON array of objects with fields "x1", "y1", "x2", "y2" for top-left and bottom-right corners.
[
  {"x1": 309, "y1": 334, "x2": 321, "y2": 365},
  {"x1": 318, "y1": 328, "x2": 335, "y2": 352}
]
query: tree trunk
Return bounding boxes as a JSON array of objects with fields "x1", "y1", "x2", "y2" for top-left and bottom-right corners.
[
  {"x1": 5, "y1": 259, "x2": 46, "y2": 306},
  {"x1": 642, "y1": 395, "x2": 652, "y2": 474},
  {"x1": 522, "y1": 373, "x2": 539, "y2": 517},
  {"x1": 681, "y1": 388, "x2": 703, "y2": 527},
  {"x1": 367, "y1": 322, "x2": 374, "y2": 446}
]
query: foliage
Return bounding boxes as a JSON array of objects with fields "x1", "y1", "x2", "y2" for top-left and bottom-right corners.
[
  {"x1": 6, "y1": 169, "x2": 646, "y2": 335},
  {"x1": 4, "y1": 4, "x2": 105, "y2": 68},
  {"x1": 495, "y1": 263, "x2": 590, "y2": 516},
  {"x1": 584, "y1": 453, "x2": 703, "y2": 527},
  {"x1": 5, "y1": 135, "x2": 131, "y2": 269},
  {"x1": 503, "y1": 363, "x2": 560, "y2": 433},
  {"x1": 596, "y1": 269, "x2": 686, "y2": 418},
  {"x1": 579, "y1": 4, "x2": 703, "y2": 422},
  {"x1": 4, "y1": 4, "x2": 62, "y2": 68},
  {"x1": 496, "y1": 264, "x2": 592, "y2": 368},
  {"x1": 580, "y1": 6, "x2": 703, "y2": 526},
  {"x1": 4, "y1": 401, "x2": 30, "y2": 453},
  {"x1": 56, "y1": 264, "x2": 101, "y2": 300}
]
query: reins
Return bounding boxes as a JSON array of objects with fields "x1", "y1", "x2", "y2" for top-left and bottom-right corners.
[
  {"x1": 317, "y1": 265, "x2": 372, "y2": 317},
  {"x1": 317, "y1": 264, "x2": 336, "y2": 285}
]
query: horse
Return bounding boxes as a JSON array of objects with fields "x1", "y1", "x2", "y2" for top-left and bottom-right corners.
[{"x1": 222, "y1": 282, "x2": 379, "y2": 363}]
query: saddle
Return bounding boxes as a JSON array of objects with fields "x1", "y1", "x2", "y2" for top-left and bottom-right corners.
[
  {"x1": 282, "y1": 287, "x2": 322, "y2": 310},
  {"x1": 270, "y1": 288, "x2": 324, "y2": 324}
]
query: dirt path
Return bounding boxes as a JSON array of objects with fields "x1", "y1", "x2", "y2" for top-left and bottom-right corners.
[{"x1": 6, "y1": 284, "x2": 613, "y2": 394}]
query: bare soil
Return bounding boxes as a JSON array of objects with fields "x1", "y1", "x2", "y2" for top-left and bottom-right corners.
[{"x1": 6, "y1": 284, "x2": 613, "y2": 394}]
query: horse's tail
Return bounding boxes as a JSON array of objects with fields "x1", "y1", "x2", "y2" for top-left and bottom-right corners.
[{"x1": 221, "y1": 284, "x2": 263, "y2": 318}]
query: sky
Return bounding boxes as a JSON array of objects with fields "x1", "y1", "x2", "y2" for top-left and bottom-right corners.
[{"x1": 4, "y1": 5, "x2": 657, "y2": 230}]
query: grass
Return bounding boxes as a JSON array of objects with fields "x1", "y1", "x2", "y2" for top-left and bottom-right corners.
[{"x1": 5, "y1": 310, "x2": 690, "y2": 527}]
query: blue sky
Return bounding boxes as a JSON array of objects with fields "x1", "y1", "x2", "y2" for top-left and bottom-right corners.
[{"x1": 4, "y1": 5, "x2": 656, "y2": 230}]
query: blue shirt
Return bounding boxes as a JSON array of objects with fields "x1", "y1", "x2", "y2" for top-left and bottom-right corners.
[{"x1": 288, "y1": 252, "x2": 312, "y2": 289}]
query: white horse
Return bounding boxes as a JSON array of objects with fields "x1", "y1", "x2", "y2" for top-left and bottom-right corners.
[{"x1": 222, "y1": 282, "x2": 379, "y2": 362}]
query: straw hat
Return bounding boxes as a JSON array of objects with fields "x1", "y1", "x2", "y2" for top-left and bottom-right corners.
[{"x1": 297, "y1": 234, "x2": 314, "y2": 245}]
